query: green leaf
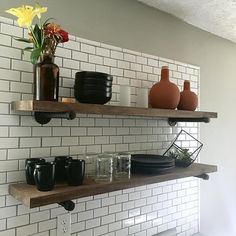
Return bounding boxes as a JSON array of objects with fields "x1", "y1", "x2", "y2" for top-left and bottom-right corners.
[
  {"x1": 23, "y1": 47, "x2": 34, "y2": 51},
  {"x1": 30, "y1": 48, "x2": 42, "y2": 64},
  {"x1": 33, "y1": 24, "x2": 43, "y2": 47},
  {"x1": 14, "y1": 37, "x2": 31, "y2": 43},
  {"x1": 43, "y1": 18, "x2": 55, "y2": 26}
]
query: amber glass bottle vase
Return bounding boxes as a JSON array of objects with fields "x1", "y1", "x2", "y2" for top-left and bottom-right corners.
[{"x1": 33, "y1": 54, "x2": 59, "y2": 101}]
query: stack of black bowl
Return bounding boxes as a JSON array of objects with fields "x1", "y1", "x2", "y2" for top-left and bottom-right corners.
[{"x1": 74, "y1": 71, "x2": 113, "y2": 104}]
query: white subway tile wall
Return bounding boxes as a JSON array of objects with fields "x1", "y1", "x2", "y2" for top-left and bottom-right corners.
[{"x1": 0, "y1": 17, "x2": 200, "y2": 236}]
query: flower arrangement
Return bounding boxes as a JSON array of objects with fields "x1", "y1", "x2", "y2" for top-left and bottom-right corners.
[{"x1": 6, "y1": 3, "x2": 69, "y2": 64}]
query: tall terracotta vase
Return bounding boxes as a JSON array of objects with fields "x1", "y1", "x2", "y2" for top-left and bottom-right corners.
[
  {"x1": 33, "y1": 54, "x2": 59, "y2": 101},
  {"x1": 149, "y1": 66, "x2": 180, "y2": 109},
  {"x1": 177, "y1": 80, "x2": 198, "y2": 111}
]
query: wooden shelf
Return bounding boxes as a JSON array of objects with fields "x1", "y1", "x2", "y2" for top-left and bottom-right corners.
[
  {"x1": 11, "y1": 100, "x2": 217, "y2": 120},
  {"x1": 9, "y1": 163, "x2": 217, "y2": 209}
]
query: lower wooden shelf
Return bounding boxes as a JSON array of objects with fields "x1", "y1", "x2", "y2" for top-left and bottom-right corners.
[{"x1": 9, "y1": 163, "x2": 217, "y2": 209}]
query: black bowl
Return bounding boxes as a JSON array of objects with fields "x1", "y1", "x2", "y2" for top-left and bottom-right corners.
[
  {"x1": 75, "y1": 89, "x2": 112, "y2": 95},
  {"x1": 75, "y1": 78, "x2": 113, "y2": 87},
  {"x1": 75, "y1": 71, "x2": 113, "y2": 81},
  {"x1": 75, "y1": 84, "x2": 112, "y2": 92},
  {"x1": 74, "y1": 71, "x2": 113, "y2": 104},
  {"x1": 75, "y1": 94, "x2": 112, "y2": 104},
  {"x1": 74, "y1": 88, "x2": 112, "y2": 104},
  {"x1": 75, "y1": 71, "x2": 113, "y2": 88},
  {"x1": 75, "y1": 90, "x2": 112, "y2": 97}
]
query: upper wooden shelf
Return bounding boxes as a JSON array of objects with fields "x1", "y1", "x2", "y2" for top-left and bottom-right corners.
[
  {"x1": 11, "y1": 100, "x2": 217, "y2": 120},
  {"x1": 9, "y1": 163, "x2": 217, "y2": 209}
]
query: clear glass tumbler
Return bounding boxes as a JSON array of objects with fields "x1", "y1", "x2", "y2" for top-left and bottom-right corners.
[
  {"x1": 114, "y1": 152, "x2": 131, "y2": 179},
  {"x1": 95, "y1": 153, "x2": 113, "y2": 182}
]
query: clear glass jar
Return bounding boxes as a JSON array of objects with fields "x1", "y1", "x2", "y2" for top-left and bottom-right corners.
[
  {"x1": 114, "y1": 152, "x2": 131, "y2": 179},
  {"x1": 95, "y1": 153, "x2": 113, "y2": 182},
  {"x1": 82, "y1": 153, "x2": 97, "y2": 179}
]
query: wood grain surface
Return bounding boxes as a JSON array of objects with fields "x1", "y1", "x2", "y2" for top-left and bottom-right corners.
[
  {"x1": 11, "y1": 100, "x2": 217, "y2": 119},
  {"x1": 9, "y1": 163, "x2": 217, "y2": 209}
]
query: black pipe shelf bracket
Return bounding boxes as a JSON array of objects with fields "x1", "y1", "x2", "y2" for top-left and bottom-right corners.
[
  {"x1": 195, "y1": 173, "x2": 209, "y2": 180},
  {"x1": 168, "y1": 117, "x2": 210, "y2": 126},
  {"x1": 58, "y1": 200, "x2": 75, "y2": 211},
  {"x1": 34, "y1": 111, "x2": 76, "y2": 125}
]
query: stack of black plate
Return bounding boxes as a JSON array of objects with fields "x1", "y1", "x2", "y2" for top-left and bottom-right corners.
[
  {"x1": 74, "y1": 71, "x2": 113, "y2": 104},
  {"x1": 131, "y1": 154, "x2": 175, "y2": 174}
]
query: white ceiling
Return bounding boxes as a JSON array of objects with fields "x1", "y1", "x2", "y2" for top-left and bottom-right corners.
[{"x1": 138, "y1": 0, "x2": 236, "y2": 43}]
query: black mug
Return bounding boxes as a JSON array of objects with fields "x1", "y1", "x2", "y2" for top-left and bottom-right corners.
[
  {"x1": 25, "y1": 158, "x2": 45, "y2": 185},
  {"x1": 54, "y1": 156, "x2": 72, "y2": 183},
  {"x1": 34, "y1": 162, "x2": 55, "y2": 191},
  {"x1": 66, "y1": 159, "x2": 85, "y2": 186}
]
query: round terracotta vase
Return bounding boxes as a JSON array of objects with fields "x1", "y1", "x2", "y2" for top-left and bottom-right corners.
[
  {"x1": 149, "y1": 66, "x2": 180, "y2": 109},
  {"x1": 177, "y1": 80, "x2": 198, "y2": 111}
]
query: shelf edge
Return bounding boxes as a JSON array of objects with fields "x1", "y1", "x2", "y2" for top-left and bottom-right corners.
[
  {"x1": 9, "y1": 163, "x2": 217, "y2": 209},
  {"x1": 11, "y1": 100, "x2": 218, "y2": 119}
]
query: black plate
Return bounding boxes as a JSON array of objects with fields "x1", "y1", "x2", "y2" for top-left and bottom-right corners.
[
  {"x1": 131, "y1": 154, "x2": 174, "y2": 164},
  {"x1": 131, "y1": 161, "x2": 175, "y2": 168},
  {"x1": 131, "y1": 165, "x2": 175, "y2": 174}
]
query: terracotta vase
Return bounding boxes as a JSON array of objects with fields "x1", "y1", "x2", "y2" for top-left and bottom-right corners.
[
  {"x1": 149, "y1": 66, "x2": 180, "y2": 109},
  {"x1": 33, "y1": 54, "x2": 59, "y2": 101},
  {"x1": 177, "y1": 80, "x2": 198, "y2": 111}
]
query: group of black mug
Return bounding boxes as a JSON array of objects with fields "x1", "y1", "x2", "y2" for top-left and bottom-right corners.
[{"x1": 25, "y1": 156, "x2": 85, "y2": 191}]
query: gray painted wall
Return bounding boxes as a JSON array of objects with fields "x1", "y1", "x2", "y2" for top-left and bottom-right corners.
[{"x1": 1, "y1": 0, "x2": 235, "y2": 235}]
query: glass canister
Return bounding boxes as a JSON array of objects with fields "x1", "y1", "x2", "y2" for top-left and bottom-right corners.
[
  {"x1": 95, "y1": 153, "x2": 113, "y2": 182},
  {"x1": 114, "y1": 152, "x2": 131, "y2": 179},
  {"x1": 82, "y1": 153, "x2": 97, "y2": 179}
]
